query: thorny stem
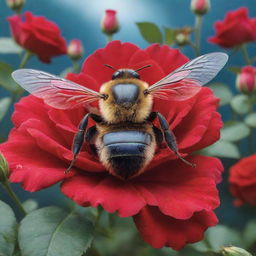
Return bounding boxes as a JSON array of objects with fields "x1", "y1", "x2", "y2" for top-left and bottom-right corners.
[
  {"x1": 194, "y1": 15, "x2": 202, "y2": 56},
  {"x1": 2, "y1": 181, "x2": 27, "y2": 216},
  {"x1": 241, "y1": 44, "x2": 252, "y2": 65}
]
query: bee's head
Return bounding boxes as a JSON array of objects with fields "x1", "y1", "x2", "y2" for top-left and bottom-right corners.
[{"x1": 112, "y1": 69, "x2": 140, "y2": 80}]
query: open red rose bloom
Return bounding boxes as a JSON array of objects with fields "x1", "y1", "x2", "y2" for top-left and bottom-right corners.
[{"x1": 0, "y1": 41, "x2": 223, "y2": 250}]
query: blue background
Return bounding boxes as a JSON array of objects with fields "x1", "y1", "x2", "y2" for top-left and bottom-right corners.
[{"x1": 1, "y1": 0, "x2": 256, "y2": 227}]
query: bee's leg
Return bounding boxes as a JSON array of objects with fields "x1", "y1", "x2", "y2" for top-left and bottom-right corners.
[
  {"x1": 156, "y1": 112, "x2": 196, "y2": 168},
  {"x1": 65, "y1": 114, "x2": 102, "y2": 174},
  {"x1": 85, "y1": 125, "x2": 97, "y2": 155}
]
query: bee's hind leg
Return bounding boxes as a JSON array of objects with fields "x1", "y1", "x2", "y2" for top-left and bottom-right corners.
[
  {"x1": 155, "y1": 112, "x2": 196, "y2": 168},
  {"x1": 65, "y1": 113, "x2": 102, "y2": 174}
]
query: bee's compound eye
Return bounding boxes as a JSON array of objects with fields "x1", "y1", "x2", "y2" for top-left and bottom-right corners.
[{"x1": 112, "y1": 71, "x2": 123, "y2": 80}]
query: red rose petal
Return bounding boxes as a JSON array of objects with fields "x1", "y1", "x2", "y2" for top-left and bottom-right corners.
[
  {"x1": 61, "y1": 155, "x2": 222, "y2": 218},
  {"x1": 134, "y1": 206, "x2": 218, "y2": 249}
]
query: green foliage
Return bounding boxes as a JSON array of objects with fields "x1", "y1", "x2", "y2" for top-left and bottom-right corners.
[
  {"x1": 0, "y1": 200, "x2": 18, "y2": 256},
  {"x1": 22, "y1": 199, "x2": 38, "y2": 213},
  {"x1": 230, "y1": 95, "x2": 251, "y2": 115},
  {"x1": 200, "y1": 140, "x2": 240, "y2": 159},
  {"x1": 136, "y1": 22, "x2": 163, "y2": 44},
  {"x1": 19, "y1": 206, "x2": 94, "y2": 256},
  {"x1": 209, "y1": 83, "x2": 233, "y2": 106},
  {"x1": 0, "y1": 97, "x2": 11, "y2": 122},
  {"x1": 0, "y1": 38, "x2": 22, "y2": 54},
  {"x1": 244, "y1": 113, "x2": 256, "y2": 128},
  {"x1": 0, "y1": 62, "x2": 21, "y2": 93},
  {"x1": 221, "y1": 121, "x2": 250, "y2": 142},
  {"x1": 164, "y1": 27, "x2": 176, "y2": 45}
]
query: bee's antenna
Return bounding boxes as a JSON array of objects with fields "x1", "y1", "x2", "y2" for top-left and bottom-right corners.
[
  {"x1": 104, "y1": 64, "x2": 118, "y2": 71},
  {"x1": 135, "y1": 64, "x2": 152, "y2": 72}
]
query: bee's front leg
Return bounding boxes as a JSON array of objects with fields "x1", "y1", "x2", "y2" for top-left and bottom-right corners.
[
  {"x1": 65, "y1": 113, "x2": 102, "y2": 174},
  {"x1": 150, "y1": 112, "x2": 196, "y2": 168}
]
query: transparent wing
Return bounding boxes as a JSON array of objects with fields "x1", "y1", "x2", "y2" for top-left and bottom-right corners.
[
  {"x1": 12, "y1": 69, "x2": 102, "y2": 109},
  {"x1": 147, "y1": 52, "x2": 228, "y2": 101}
]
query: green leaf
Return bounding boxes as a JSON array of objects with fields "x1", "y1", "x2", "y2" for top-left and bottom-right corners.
[
  {"x1": 207, "y1": 225, "x2": 243, "y2": 252},
  {"x1": 22, "y1": 199, "x2": 38, "y2": 213},
  {"x1": 209, "y1": 83, "x2": 233, "y2": 106},
  {"x1": 136, "y1": 22, "x2": 163, "y2": 44},
  {"x1": 60, "y1": 67, "x2": 73, "y2": 78},
  {"x1": 0, "y1": 37, "x2": 22, "y2": 54},
  {"x1": 0, "y1": 200, "x2": 18, "y2": 256},
  {"x1": 228, "y1": 66, "x2": 241, "y2": 74},
  {"x1": 221, "y1": 121, "x2": 250, "y2": 142},
  {"x1": 243, "y1": 220, "x2": 256, "y2": 248},
  {"x1": 19, "y1": 206, "x2": 94, "y2": 256},
  {"x1": 230, "y1": 95, "x2": 250, "y2": 115},
  {"x1": 164, "y1": 27, "x2": 175, "y2": 45},
  {"x1": 200, "y1": 140, "x2": 240, "y2": 159},
  {"x1": 0, "y1": 62, "x2": 21, "y2": 93},
  {"x1": 245, "y1": 113, "x2": 256, "y2": 128},
  {"x1": 0, "y1": 97, "x2": 11, "y2": 121}
]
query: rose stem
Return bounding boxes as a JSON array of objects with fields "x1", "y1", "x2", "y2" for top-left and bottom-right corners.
[
  {"x1": 194, "y1": 15, "x2": 202, "y2": 56},
  {"x1": 1, "y1": 181, "x2": 27, "y2": 216},
  {"x1": 241, "y1": 44, "x2": 252, "y2": 65},
  {"x1": 247, "y1": 95, "x2": 255, "y2": 154},
  {"x1": 19, "y1": 51, "x2": 32, "y2": 68},
  {"x1": 106, "y1": 34, "x2": 113, "y2": 43}
]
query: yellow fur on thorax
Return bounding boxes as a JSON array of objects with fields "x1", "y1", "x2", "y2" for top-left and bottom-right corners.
[{"x1": 99, "y1": 78, "x2": 153, "y2": 123}]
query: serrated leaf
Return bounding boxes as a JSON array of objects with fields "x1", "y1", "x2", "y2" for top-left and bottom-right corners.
[
  {"x1": 0, "y1": 62, "x2": 21, "y2": 93},
  {"x1": 206, "y1": 225, "x2": 243, "y2": 252},
  {"x1": 201, "y1": 140, "x2": 240, "y2": 159},
  {"x1": 0, "y1": 97, "x2": 11, "y2": 121},
  {"x1": 230, "y1": 95, "x2": 250, "y2": 115},
  {"x1": 221, "y1": 121, "x2": 250, "y2": 142},
  {"x1": 136, "y1": 22, "x2": 163, "y2": 44},
  {"x1": 245, "y1": 113, "x2": 256, "y2": 128},
  {"x1": 164, "y1": 27, "x2": 175, "y2": 45},
  {"x1": 19, "y1": 206, "x2": 94, "y2": 256},
  {"x1": 209, "y1": 83, "x2": 233, "y2": 106},
  {"x1": 0, "y1": 37, "x2": 22, "y2": 54},
  {"x1": 0, "y1": 200, "x2": 18, "y2": 256}
]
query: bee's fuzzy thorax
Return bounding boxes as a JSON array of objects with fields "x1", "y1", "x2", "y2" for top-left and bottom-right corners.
[{"x1": 99, "y1": 78, "x2": 153, "y2": 123}]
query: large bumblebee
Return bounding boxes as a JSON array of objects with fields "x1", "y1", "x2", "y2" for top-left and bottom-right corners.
[{"x1": 12, "y1": 52, "x2": 228, "y2": 180}]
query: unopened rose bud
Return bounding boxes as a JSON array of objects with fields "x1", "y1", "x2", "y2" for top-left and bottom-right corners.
[
  {"x1": 67, "y1": 39, "x2": 84, "y2": 61},
  {"x1": 175, "y1": 27, "x2": 192, "y2": 46},
  {"x1": 0, "y1": 153, "x2": 9, "y2": 183},
  {"x1": 221, "y1": 246, "x2": 252, "y2": 256},
  {"x1": 191, "y1": 0, "x2": 210, "y2": 15},
  {"x1": 101, "y1": 9, "x2": 119, "y2": 35},
  {"x1": 236, "y1": 66, "x2": 256, "y2": 94},
  {"x1": 6, "y1": 0, "x2": 25, "y2": 12}
]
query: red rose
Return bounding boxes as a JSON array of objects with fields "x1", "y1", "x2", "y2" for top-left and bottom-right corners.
[
  {"x1": 236, "y1": 66, "x2": 256, "y2": 94},
  {"x1": 0, "y1": 41, "x2": 223, "y2": 250},
  {"x1": 208, "y1": 7, "x2": 256, "y2": 48},
  {"x1": 229, "y1": 154, "x2": 256, "y2": 206},
  {"x1": 7, "y1": 11, "x2": 67, "y2": 63}
]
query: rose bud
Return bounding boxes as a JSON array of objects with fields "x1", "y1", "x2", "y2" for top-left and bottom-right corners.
[
  {"x1": 101, "y1": 9, "x2": 119, "y2": 35},
  {"x1": 221, "y1": 246, "x2": 252, "y2": 256},
  {"x1": 191, "y1": 0, "x2": 210, "y2": 15},
  {"x1": 236, "y1": 66, "x2": 256, "y2": 94},
  {"x1": 67, "y1": 39, "x2": 84, "y2": 61},
  {"x1": 175, "y1": 27, "x2": 192, "y2": 46},
  {"x1": 6, "y1": 0, "x2": 25, "y2": 12},
  {"x1": 0, "y1": 152, "x2": 9, "y2": 183}
]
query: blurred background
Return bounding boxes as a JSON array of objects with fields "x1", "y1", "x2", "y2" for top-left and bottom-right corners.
[{"x1": 1, "y1": 0, "x2": 256, "y2": 242}]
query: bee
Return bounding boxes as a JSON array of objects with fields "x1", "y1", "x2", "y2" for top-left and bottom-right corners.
[{"x1": 12, "y1": 52, "x2": 228, "y2": 180}]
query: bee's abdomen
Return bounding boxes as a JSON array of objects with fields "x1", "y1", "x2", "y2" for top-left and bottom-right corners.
[{"x1": 102, "y1": 131, "x2": 152, "y2": 179}]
